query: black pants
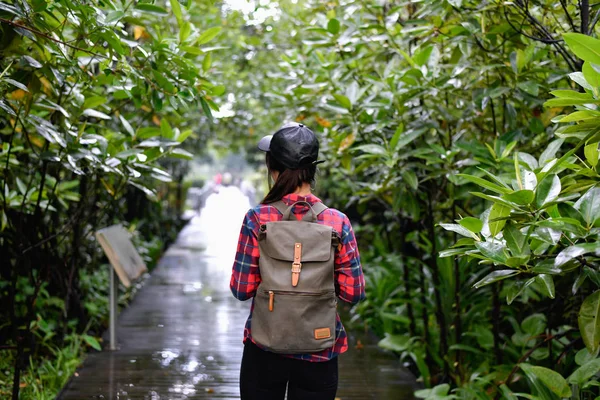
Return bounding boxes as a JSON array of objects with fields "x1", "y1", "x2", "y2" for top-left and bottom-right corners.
[{"x1": 240, "y1": 341, "x2": 338, "y2": 400}]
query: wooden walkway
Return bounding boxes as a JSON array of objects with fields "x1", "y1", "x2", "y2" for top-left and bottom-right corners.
[{"x1": 58, "y1": 207, "x2": 418, "y2": 399}]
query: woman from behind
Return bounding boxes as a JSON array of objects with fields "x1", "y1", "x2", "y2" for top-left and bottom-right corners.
[{"x1": 230, "y1": 122, "x2": 366, "y2": 400}]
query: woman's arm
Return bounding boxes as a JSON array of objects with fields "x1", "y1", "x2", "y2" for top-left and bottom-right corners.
[
  {"x1": 335, "y1": 216, "x2": 366, "y2": 304},
  {"x1": 230, "y1": 210, "x2": 261, "y2": 301}
]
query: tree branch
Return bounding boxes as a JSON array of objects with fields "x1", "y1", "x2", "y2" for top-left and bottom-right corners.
[
  {"x1": 582, "y1": 0, "x2": 590, "y2": 34},
  {"x1": 560, "y1": 0, "x2": 577, "y2": 31},
  {"x1": 589, "y1": 9, "x2": 600, "y2": 32},
  {"x1": 0, "y1": 17, "x2": 108, "y2": 59}
]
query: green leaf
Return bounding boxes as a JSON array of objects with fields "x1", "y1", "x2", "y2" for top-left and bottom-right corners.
[
  {"x1": 197, "y1": 26, "x2": 221, "y2": 45},
  {"x1": 575, "y1": 187, "x2": 600, "y2": 226},
  {"x1": 355, "y1": 144, "x2": 388, "y2": 156},
  {"x1": 0, "y1": 100, "x2": 16, "y2": 116},
  {"x1": 517, "y1": 81, "x2": 539, "y2": 96},
  {"x1": 177, "y1": 129, "x2": 193, "y2": 143},
  {"x1": 459, "y1": 217, "x2": 483, "y2": 234},
  {"x1": 503, "y1": 190, "x2": 534, "y2": 205},
  {"x1": 522, "y1": 314, "x2": 547, "y2": 336},
  {"x1": 378, "y1": 334, "x2": 411, "y2": 352},
  {"x1": 499, "y1": 384, "x2": 518, "y2": 400},
  {"x1": 440, "y1": 223, "x2": 479, "y2": 240},
  {"x1": 16, "y1": 177, "x2": 26, "y2": 194},
  {"x1": 535, "y1": 275, "x2": 555, "y2": 299},
  {"x1": 507, "y1": 278, "x2": 535, "y2": 305},
  {"x1": 569, "y1": 72, "x2": 593, "y2": 90},
  {"x1": 555, "y1": 243, "x2": 600, "y2": 267},
  {"x1": 58, "y1": 180, "x2": 79, "y2": 192},
  {"x1": 102, "y1": 31, "x2": 125, "y2": 55},
  {"x1": 211, "y1": 85, "x2": 226, "y2": 96},
  {"x1": 169, "y1": 148, "x2": 194, "y2": 160},
  {"x1": 203, "y1": 53, "x2": 212, "y2": 72},
  {"x1": 135, "y1": 3, "x2": 168, "y2": 15},
  {"x1": 458, "y1": 174, "x2": 512, "y2": 195},
  {"x1": 520, "y1": 363, "x2": 571, "y2": 398},
  {"x1": 82, "y1": 334, "x2": 102, "y2": 351},
  {"x1": 580, "y1": 291, "x2": 600, "y2": 354},
  {"x1": 180, "y1": 21, "x2": 192, "y2": 43},
  {"x1": 106, "y1": 10, "x2": 124, "y2": 23},
  {"x1": 413, "y1": 46, "x2": 433, "y2": 67},
  {"x1": 402, "y1": 170, "x2": 418, "y2": 190},
  {"x1": 21, "y1": 55, "x2": 42, "y2": 68},
  {"x1": 415, "y1": 384, "x2": 451, "y2": 399},
  {"x1": 82, "y1": 109, "x2": 111, "y2": 120},
  {"x1": 3, "y1": 78, "x2": 28, "y2": 92},
  {"x1": 160, "y1": 119, "x2": 174, "y2": 139},
  {"x1": 474, "y1": 241, "x2": 508, "y2": 264},
  {"x1": 473, "y1": 270, "x2": 519, "y2": 289},
  {"x1": 136, "y1": 127, "x2": 161, "y2": 139},
  {"x1": 575, "y1": 348, "x2": 598, "y2": 366},
  {"x1": 539, "y1": 139, "x2": 563, "y2": 166},
  {"x1": 503, "y1": 224, "x2": 529, "y2": 256},
  {"x1": 152, "y1": 70, "x2": 176, "y2": 94},
  {"x1": 200, "y1": 97, "x2": 213, "y2": 120},
  {"x1": 551, "y1": 89, "x2": 594, "y2": 100},
  {"x1": 327, "y1": 18, "x2": 340, "y2": 34},
  {"x1": 544, "y1": 98, "x2": 600, "y2": 107},
  {"x1": 535, "y1": 175, "x2": 561, "y2": 208},
  {"x1": 333, "y1": 94, "x2": 351, "y2": 110},
  {"x1": 564, "y1": 32, "x2": 600, "y2": 64},
  {"x1": 83, "y1": 96, "x2": 107, "y2": 109},
  {"x1": 395, "y1": 128, "x2": 427, "y2": 151},
  {"x1": 119, "y1": 115, "x2": 134, "y2": 136},
  {"x1": 170, "y1": 0, "x2": 183, "y2": 22},
  {"x1": 181, "y1": 45, "x2": 203, "y2": 55},
  {"x1": 0, "y1": 210, "x2": 6, "y2": 231},
  {"x1": 558, "y1": 110, "x2": 599, "y2": 123},
  {"x1": 584, "y1": 62, "x2": 600, "y2": 88},
  {"x1": 568, "y1": 358, "x2": 600, "y2": 385},
  {"x1": 489, "y1": 203, "x2": 511, "y2": 237},
  {"x1": 585, "y1": 142, "x2": 599, "y2": 167}
]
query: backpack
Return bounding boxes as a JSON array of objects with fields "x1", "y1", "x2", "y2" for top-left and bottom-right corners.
[{"x1": 251, "y1": 200, "x2": 340, "y2": 354}]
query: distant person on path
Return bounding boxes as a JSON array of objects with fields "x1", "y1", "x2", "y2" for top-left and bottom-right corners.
[
  {"x1": 196, "y1": 174, "x2": 222, "y2": 213},
  {"x1": 230, "y1": 122, "x2": 366, "y2": 400}
]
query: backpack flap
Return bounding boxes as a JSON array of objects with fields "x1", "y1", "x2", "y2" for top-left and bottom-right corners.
[
  {"x1": 261, "y1": 221, "x2": 333, "y2": 263},
  {"x1": 260, "y1": 221, "x2": 334, "y2": 289}
]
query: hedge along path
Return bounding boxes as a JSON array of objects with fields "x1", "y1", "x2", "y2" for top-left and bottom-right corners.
[{"x1": 57, "y1": 213, "x2": 418, "y2": 399}]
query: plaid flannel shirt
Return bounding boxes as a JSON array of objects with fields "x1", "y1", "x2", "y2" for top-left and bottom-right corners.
[{"x1": 230, "y1": 193, "x2": 365, "y2": 362}]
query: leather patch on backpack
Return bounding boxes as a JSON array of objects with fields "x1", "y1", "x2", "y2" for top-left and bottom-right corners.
[{"x1": 314, "y1": 328, "x2": 331, "y2": 340}]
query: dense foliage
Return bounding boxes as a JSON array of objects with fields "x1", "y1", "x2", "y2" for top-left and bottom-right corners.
[
  {"x1": 0, "y1": 0, "x2": 222, "y2": 397},
  {"x1": 209, "y1": 0, "x2": 600, "y2": 398},
  {"x1": 4, "y1": 0, "x2": 600, "y2": 398}
]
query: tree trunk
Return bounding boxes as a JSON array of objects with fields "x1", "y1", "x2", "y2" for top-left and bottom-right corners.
[
  {"x1": 426, "y1": 190, "x2": 449, "y2": 378},
  {"x1": 492, "y1": 282, "x2": 503, "y2": 364}
]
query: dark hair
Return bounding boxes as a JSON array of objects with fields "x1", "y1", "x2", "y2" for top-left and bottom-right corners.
[{"x1": 261, "y1": 153, "x2": 317, "y2": 204}]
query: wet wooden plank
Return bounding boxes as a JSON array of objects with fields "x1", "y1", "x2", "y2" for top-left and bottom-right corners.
[{"x1": 59, "y1": 241, "x2": 418, "y2": 399}]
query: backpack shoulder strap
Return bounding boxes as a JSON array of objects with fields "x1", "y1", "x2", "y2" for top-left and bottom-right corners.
[
  {"x1": 269, "y1": 200, "x2": 288, "y2": 216},
  {"x1": 269, "y1": 200, "x2": 328, "y2": 219},
  {"x1": 311, "y1": 202, "x2": 328, "y2": 216}
]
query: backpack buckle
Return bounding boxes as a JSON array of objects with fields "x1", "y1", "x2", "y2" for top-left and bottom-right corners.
[
  {"x1": 292, "y1": 243, "x2": 302, "y2": 286},
  {"x1": 291, "y1": 262, "x2": 302, "y2": 273}
]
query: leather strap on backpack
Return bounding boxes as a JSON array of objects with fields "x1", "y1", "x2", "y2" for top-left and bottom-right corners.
[{"x1": 292, "y1": 243, "x2": 302, "y2": 287}]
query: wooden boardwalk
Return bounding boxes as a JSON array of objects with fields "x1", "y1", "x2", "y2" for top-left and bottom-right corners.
[{"x1": 58, "y1": 209, "x2": 418, "y2": 399}]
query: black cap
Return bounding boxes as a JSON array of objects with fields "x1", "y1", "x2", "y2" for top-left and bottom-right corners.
[{"x1": 258, "y1": 122, "x2": 324, "y2": 170}]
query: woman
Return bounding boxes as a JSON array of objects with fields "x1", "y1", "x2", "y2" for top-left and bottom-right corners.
[{"x1": 230, "y1": 122, "x2": 366, "y2": 400}]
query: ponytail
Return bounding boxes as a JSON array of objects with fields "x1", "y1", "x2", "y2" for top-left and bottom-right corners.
[{"x1": 261, "y1": 153, "x2": 317, "y2": 204}]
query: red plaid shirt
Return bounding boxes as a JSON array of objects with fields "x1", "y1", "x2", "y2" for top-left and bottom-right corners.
[{"x1": 230, "y1": 193, "x2": 365, "y2": 362}]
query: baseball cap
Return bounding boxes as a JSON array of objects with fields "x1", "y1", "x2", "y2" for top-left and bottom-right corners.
[{"x1": 258, "y1": 122, "x2": 324, "y2": 170}]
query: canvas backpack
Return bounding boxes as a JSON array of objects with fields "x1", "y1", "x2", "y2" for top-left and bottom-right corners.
[{"x1": 251, "y1": 200, "x2": 340, "y2": 354}]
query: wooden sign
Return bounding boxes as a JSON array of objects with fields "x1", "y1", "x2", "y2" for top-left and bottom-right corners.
[{"x1": 95, "y1": 225, "x2": 147, "y2": 288}]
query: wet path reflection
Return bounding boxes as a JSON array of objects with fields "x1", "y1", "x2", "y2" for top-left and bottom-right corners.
[{"x1": 59, "y1": 189, "x2": 418, "y2": 399}]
